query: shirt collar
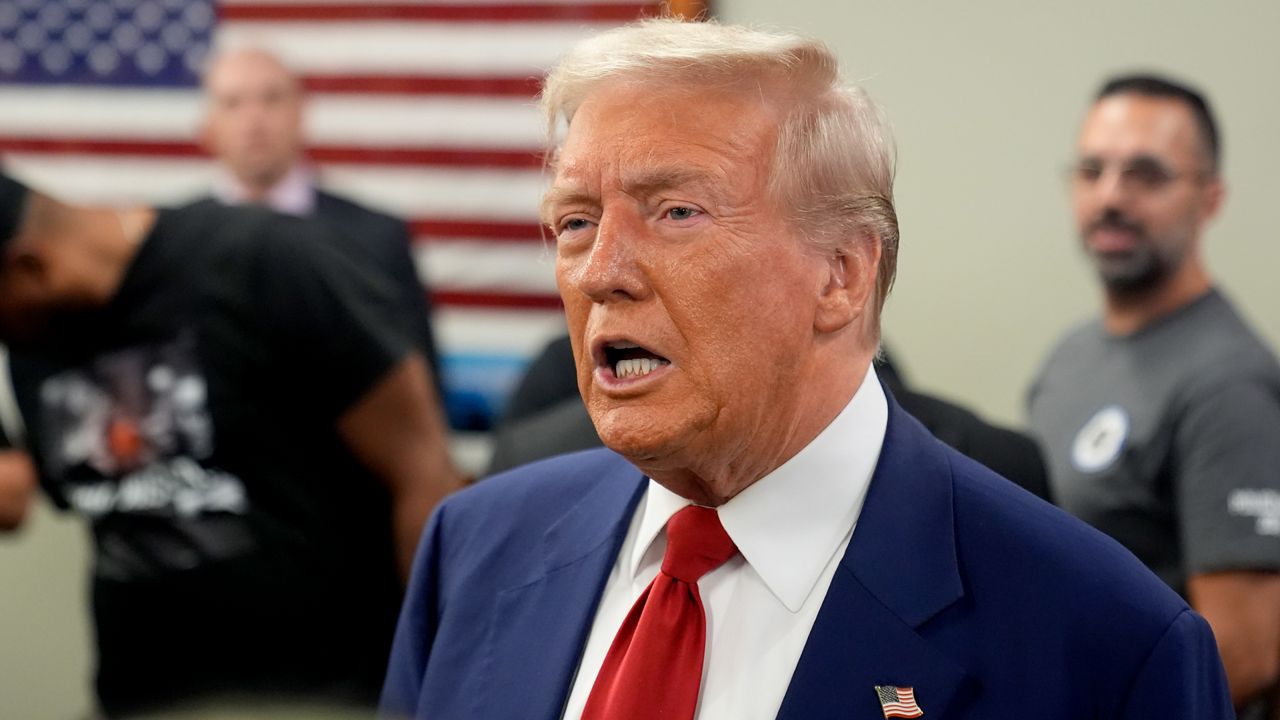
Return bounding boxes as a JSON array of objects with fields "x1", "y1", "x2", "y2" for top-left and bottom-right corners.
[
  {"x1": 212, "y1": 162, "x2": 316, "y2": 216},
  {"x1": 629, "y1": 365, "x2": 888, "y2": 611}
]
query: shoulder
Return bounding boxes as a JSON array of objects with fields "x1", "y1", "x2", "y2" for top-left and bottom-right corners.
[
  {"x1": 1184, "y1": 291, "x2": 1280, "y2": 380},
  {"x1": 429, "y1": 448, "x2": 640, "y2": 569},
  {"x1": 947, "y1": 448, "x2": 1188, "y2": 623},
  {"x1": 451, "y1": 448, "x2": 635, "y2": 514},
  {"x1": 868, "y1": 407, "x2": 1185, "y2": 626},
  {"x1": 314, "y1": 190, "x2": 407, "y2": 236},
  {"x1": 943, "y1": 457, "x2": 1231, "y2": 714},
  {"x1": 1028, "y1": 316, "x2": 1104, "y2": 389},
  {"x1": 1130, "y1": 292, "x2": 1280, "y2": 417},
  {"x1": 167, "y1": 203, "x2": 375, "y2": 314},
  {"x1": 163, "y1": 197, "x2": 265, "y2": 240},
  {"x1": 164, "y1": 198, "x2": 329, "y2": 254},
  {"x1": 1045, "y1": 317, "x2": 1103, "y2": 361}
]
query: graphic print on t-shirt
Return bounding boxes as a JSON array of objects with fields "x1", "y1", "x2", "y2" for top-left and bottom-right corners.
[
  {"x1": 1071, "y1": 405, "x2": 1130, "y2": 474},
  {"x1": 37, "y1": 335, "x2": 247, "y2": 519}
]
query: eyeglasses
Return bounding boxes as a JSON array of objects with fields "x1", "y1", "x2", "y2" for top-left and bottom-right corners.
[{"x1": 1069, "y1": 156, "x2": 1207, "y2": 193}]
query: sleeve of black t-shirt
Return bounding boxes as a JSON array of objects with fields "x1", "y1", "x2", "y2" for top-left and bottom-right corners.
[
  {"x1": 247, "y1": 215, "x2": 413, "y2": 420},
  {"x1": 379, "y1": 216, "x2": 441, "y2": 379},
  {"x1": 311, "y1": 193, "x2": 441, "y2": 385}
]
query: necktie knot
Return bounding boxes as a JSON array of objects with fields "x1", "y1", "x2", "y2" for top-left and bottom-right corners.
[{"x1": 661, "y1": 505, "x2": 737, "y2": 584}]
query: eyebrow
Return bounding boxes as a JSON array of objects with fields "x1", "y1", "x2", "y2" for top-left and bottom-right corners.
[
  {"x1": 1079, "y1": 152, "x2": 1172, "y2": 166},
  {"x1": 539, "y1": 186, "x2": 594, "y2": 226},
  {"x1": 619, "y1": 167, "x2": 723, "y2": 198},
  {"x1": 541, "y1": 166, "x2": 724, "y2": 222}
]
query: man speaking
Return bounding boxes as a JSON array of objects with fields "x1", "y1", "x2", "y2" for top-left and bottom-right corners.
[{"x1": 381, "y1": 19, "x2": 1231, "y2": 719}]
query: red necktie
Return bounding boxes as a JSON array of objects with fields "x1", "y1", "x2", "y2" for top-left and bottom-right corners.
[{"x1": 581, "y1": 505, "x2": 739, "y2": 720}]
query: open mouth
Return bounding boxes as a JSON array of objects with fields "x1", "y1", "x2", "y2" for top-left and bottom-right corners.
[{"x1": 601, "y1": 341, "x2": 671, "y2": 380}]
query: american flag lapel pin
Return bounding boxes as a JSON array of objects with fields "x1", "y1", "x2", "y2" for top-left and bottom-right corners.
[{"x1": 874, "y1": 685, "x2": 924, "y2": 718}]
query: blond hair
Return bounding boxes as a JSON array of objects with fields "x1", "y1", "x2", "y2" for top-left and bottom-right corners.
[{"x1": 540, "y1": 18, "x2": 899, "y2": 325}]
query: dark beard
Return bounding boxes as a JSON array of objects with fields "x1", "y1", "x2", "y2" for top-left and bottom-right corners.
[
  {"x1": 1095, "y1": 247, "x2": 1167, "y2": 295},
  {"x1": 1083, "y1": 210, "x2": 1170, "y2": 295}
]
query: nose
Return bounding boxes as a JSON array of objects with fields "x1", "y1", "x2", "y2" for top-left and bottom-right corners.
[
  {"x1": 1076, "y1": 166, "x2": 1132, "y2": 220},
  {"x1": 1092, "y1": 165, "x2": 1138, "y2": 209},
  {"x1": 1095, "y1": 169, "x2": 1126, "y2": 204},
  {"x1": 565, "y1": 210, "x2": 649, "y2": 304}
]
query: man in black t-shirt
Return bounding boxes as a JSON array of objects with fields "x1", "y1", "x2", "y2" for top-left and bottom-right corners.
[{"x1": 0, "y1": 172, "x2": 463, "y2": 717}]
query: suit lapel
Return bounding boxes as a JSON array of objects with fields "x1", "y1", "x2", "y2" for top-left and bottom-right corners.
[
  {"x1": 473, "y1": 454, "x2": 647, "y2": 719},
  {"x1": 777, "y1": 567, "x2": 971, "y2": 719},
  {"x1": 780, "y1": 397, "x2": 974, "y2": 719}
]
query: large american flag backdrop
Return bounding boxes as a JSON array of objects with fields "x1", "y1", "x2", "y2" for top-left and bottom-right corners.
[{"x1": 0, "y1": 0, "x2": 696, "y2": 439}]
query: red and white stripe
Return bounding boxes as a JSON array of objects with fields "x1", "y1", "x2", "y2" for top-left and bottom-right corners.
[
  {"x1": 880, "y1": 687, "x2": 924, "y2": 719},
  {"x1": 0, "y1": 0, "x2": 666, "y2": 366}
]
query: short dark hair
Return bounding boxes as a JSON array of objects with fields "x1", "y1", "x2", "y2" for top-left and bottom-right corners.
[{"x1": 1097, "y1": 73, "x2": 1221, "y2": 174}]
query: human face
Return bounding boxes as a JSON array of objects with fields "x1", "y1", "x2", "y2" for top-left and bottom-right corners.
[
  {"x1": 202, "y1": 51, "x2": 305, "y2": 192},
  {"x1": 1072, "y1": 95, "x2": 1220, "y2": 293},
  {"x1": 546, "y1": 84, "x2": 838, "y2": 503}
]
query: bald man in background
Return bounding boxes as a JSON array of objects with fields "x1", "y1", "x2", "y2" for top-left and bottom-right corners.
[{"x1": 198, "y1": 48, "x2": 441, "y2": 385}]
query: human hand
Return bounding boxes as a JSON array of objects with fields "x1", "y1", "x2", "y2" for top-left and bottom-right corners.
[{"x1": 0, "y1": 450, "x2": 37, "y2": 531}]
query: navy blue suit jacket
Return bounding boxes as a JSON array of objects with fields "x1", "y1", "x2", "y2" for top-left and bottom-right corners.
[{"x1": 382, "y1": 398, "x2": 1231, "y2": 718}]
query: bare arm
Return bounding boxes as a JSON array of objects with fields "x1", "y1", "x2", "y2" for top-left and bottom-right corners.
[
  {"x1": 337, "y1": 353, "x2": 466, "y2": 581},
  {"x1": 0, "y1": 450, "x2": 36, "y2": 531},
  {"x1": 1187, "y1": 570, "x2": 1280, "y2": 709}
]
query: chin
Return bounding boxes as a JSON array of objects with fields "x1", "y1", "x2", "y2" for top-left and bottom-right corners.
[
  {"x1": 595, "y1": 419, "x2": 669, "y2": 461},
  {"x1": 590, "y1": 405, "x2": 685, "y2": 464}
]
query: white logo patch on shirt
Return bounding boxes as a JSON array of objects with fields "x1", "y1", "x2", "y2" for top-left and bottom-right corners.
[
  {"x1": 1228, "y1": 489, "x2": 1280, "y2": 536},
  {"x1": 1071, "y1": 405, "x2": 1129, "y2": 473}
]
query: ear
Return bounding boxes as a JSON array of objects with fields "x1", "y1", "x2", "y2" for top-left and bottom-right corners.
[
  {"x1": 196, "y1": 118, "x2": 216, "y2": 156},
  {"x1": 814, "y1": 234, "x2": 880, "y2": 335},
  {"x1": 4, "y1": 246, "x2": 52, "y2": 300},
  {"x1": 1200, "y1": 175, "x2": 1225, "y2": 222},
  {"x1": 0, "y1": 247, "x2": 54, "y2": 345}
]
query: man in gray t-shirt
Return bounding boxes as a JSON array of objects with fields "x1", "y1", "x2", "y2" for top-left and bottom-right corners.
[
  {"x1": 1029, "y1": 290, "x2": 1280, "y2": 593},
  {"x1": 1028, "y1": 74, "x2": 1280, "y2": 715}
]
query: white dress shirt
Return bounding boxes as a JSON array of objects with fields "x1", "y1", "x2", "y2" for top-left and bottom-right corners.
[{"x1": 562, "y1": 366, "x2": 888, "y2": 719}]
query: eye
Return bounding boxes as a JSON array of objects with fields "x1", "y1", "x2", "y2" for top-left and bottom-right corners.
[
  {"x1": 558, "y1": 217, "x2": 594, "y2": 235},
  {"x1": 1072, "y1": 162, "x2": 1103, "y2": 184},
  {"x1": 1124, "y1": 160, "x2": 1174, "y2": 190},
  {"x1": 663, "y1": 206, "x2": 702, "y2": 221}
]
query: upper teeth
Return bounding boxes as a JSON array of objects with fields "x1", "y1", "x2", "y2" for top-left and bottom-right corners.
[{"x1": 616, "y1": 357, "x2": 665, "y2": 378}]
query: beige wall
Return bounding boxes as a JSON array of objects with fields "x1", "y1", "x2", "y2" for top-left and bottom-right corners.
[
  {"x1": 720, "y1": 0, "x2": 1280, "y2": 425},
  {"x1": 2, "y1": 3, "x2": 1278, "y2": 717},
  {"x1": 0, "y1": 502, "x2": 92, "y2": 719}
]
